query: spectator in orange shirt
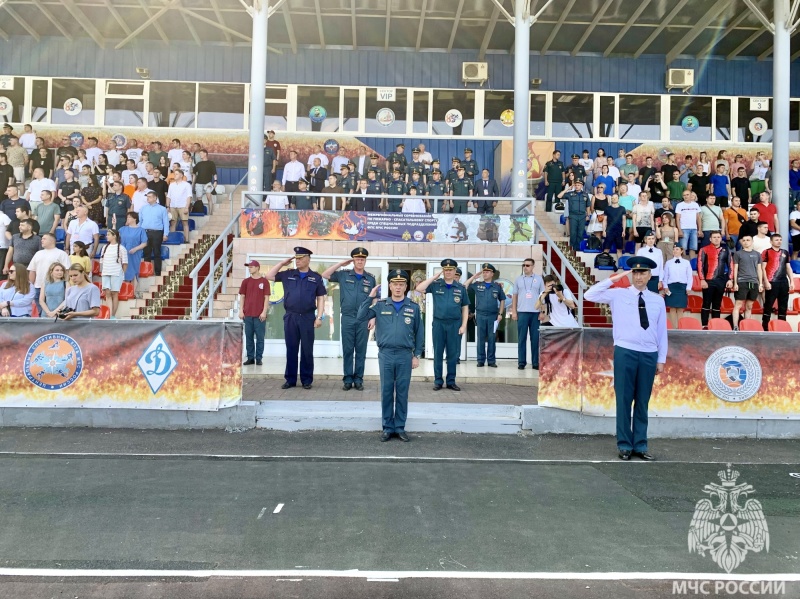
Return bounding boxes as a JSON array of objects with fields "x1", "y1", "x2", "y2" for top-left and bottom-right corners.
[{"x1": 723, "y1": 196, "x2": 748, "y2": 250}]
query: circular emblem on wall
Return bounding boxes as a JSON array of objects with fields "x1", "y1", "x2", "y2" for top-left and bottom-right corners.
[
  {"x1": 413, "y1": 230, "x2": 424, "y2": 241},
  {"x1": 63, "y1": 98, "x2": 82, "y2": 116},
  {"x1": 0, "y1": 96, "x2": 12, "y2": 117},
  {"x1": 376, "y1": 108, "x2": 395, "y2": 127},
  {"x1": 445, "y1": 109, "x2": 463, "y2": 127},
  {"x1": 309, "y1": 105, "x2": 327, "y2": 123},
  {"x1": 658, "y1": 147, "x2": 671, "y2": 162},
  {"x1": 69, "y1": 132, "x2": 84, "y2": 147},
  {"x1": 324, "y1": 138, "x2": 339, "y2": 154},
  {"x1": 24, "y1": 333, "x2": 84, "y2": 391},
  {"x1": 111, "y1": 133, "x2": 127, "y2": 149},
  {"x1": 749, "y1": 117, "x2": 768, "y2": 136},
  {"x1": 681, "y1": 115, "x2": 699, "y2": 132},
  {"x1": 704, "y1": 346, "x2": 762, "y2": 403},
  {"x1": 500, "y1": 109, "x2": 514, "y2": 127},
  {"x1": 269, "y1": 281, "x2": 285, "y2": 305}
]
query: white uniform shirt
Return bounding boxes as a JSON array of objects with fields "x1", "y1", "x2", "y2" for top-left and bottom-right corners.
[
  {"x1": 661, "y1": 257, "x2": 693, "y2": 291},
  {"x1": 282, "y1": 160, "x2": 306, "y2": 184},
  {"x1": 636, "y1": 246, "x2": 664, "y2": 278}
]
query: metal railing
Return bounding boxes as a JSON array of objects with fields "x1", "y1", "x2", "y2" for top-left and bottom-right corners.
[{"x1": 242, "y1": 190, "x2": 497, "y2": 213}]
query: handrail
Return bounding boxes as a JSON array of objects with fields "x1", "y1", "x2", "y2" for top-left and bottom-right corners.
[
  {"x1": 532, "y1": 219, "x2": 589, "y2": 326},
  {"x1": 190, "y1": 214, "x2": 240, "y2": 320},
  {"x1": 242, "y1": 190, "x2": 492, "y2": 213}
]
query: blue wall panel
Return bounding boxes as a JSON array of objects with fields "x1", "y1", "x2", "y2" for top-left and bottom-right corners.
[{"x1": 358, "y1": 137, "x2": 501, "y2": 178}]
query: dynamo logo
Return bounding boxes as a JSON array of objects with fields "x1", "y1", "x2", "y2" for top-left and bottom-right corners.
[{"x1": 137, "y1": 333, "x2": 178, "y2": 394}]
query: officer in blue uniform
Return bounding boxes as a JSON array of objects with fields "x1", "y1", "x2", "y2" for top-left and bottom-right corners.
[
  {"x1": 368, "y1": 153, "x2": 386, "y2": 186},
  {"x1": 465, "y1": 263, "x2": 507, "y2": 367},
  {"x1": 266, "y1": 247, "x2": 327, "y2": 390},
  {"x1": 357, "y1": 269, "x2": 424, "y2": 442},
  {"x1": 462, "y1": 148, "x2": 478, "y2": 181},
  {"x1": 445, "y1": 158, "x2": 461, "y2": 193},
  {"x1": 262, "y1": 135, "x2": 276, "y2": 191},
  {"x1": 406, "y1": 148, "x2": 427, "y2": 186},
  {"x1": 385, "y1": 169, "x2": 407, "y2": 212},
  {"x1": 416, "y1": 259, "x2": 470, "y2": 391},
  {"x1": 387, "y1": 143, "x2": 408, "y2": 176},
  {"x1": 560, "y1": 179, "x2": 591, "y2": 250},
  {"x1": 322, "y1": 247, "x2": 377, "y2": 391},
  {"x1": 365, "y1": 170, "x2": 385, "y2": 210},
  {"x1": 449, "y1": 166, "x2": 474, "y2": 214},
  {"x1": 426, "y1": 169, "x2": 448, "y2": 213}
]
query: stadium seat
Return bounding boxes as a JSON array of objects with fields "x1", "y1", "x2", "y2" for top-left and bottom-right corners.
[
  {"x1": 691, "y1": 274, "x2": 702, "y2": 292},
  {"x1": 610, "y1": 275, "x2": 631, "y2": 289},
  {"x1": 737, "y1": 318, "x2": 762, "y2": 331},
  {"x1": 190, "y1": 205, "x2": 208, "y2": 217},
  {"x1": 161, "y1": 246, "x2": 170, "y2": 260},
  {"x1": 579, "y1": 239, "x2": 600, "y2": 253},
  {"x1": 55, "y1": 229, "x2": 66, "y2": 243},
  {"x1": 678, "y1": 317, "x2": 702, "y2": 330},
  {"x1": 31, "y1": 302, "x2": 39, "y2": 318},
  {"x1": 793, "y1": 277, "x2": 800, "y2": 293},
  {"x1": 559, "y1": 214, "x2": 566, "y2": 225},
  {"x1": 750, "y1": 300, "x2": 763, "y2": 314},
  {"x1": 139, "y1": 262, "x2": 155, "y2": 278},
  {"x1": 708, "y1": 318, "x2": 732, "y2": 331},
  {"x1": 118, "y1": 281, "x2": 135, "y2": 301},
  {"x1": 96, "y1": 305, "x2": 111, "y2": 319},
  {"x1": 690, "y1": 257, "x2": 697, "y2": 271},
  {"x1": 93, "y1": 281, "x2": 106, "y2": 300},
  {"x1": 720, "y1": 296, "x2": 734, "y2": 314},
  {"x1": 687, "y1": 295, "x2": 702, "y2": 313},
  {"x1": 164, "y1": 231, "x2": 184, "y2": 245},
  {"x1": 618, "y1": 256, "x2": 630, "y2": 270},
  {"x1": 791, "y1": 260, "x2": 800, "y2": 275},
  {"x1": 666, "y1": 319, "x2": 674, "y2": 329},
  {"x1": 624, "y1": 241, "x2": 635, "y2": 255},
  {"x1": 768, "y1": 320, "x2": 792, "y2": 332},
  {"x1": 177, "y1": 219, "x2": 196, "y2": 232},
  {"x1": 596, "y1": 263, "x2": 616, "y2": 271},
  {"x1": 98, "y1": 228, "x2": 107, "y2": 241},
  {"x1": 92, "y1": 260, "x2": 101, "y2": 276}
]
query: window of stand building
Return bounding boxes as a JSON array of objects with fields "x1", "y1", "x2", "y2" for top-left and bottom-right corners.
[
  {"x1": 297, "y1": 86, "x2": 340, "y2": 133},
  {"x1": 715, "y1": 98, "x2": 732, "y2": 141},
  {"x1": 413, "y1": 90, "x2": 430, "y2": 135},
  {"x1": 790, "y1": 100, "x2": 800, "y2": 143},
  {"x1": 30, "y1": 80, "x2": 49, "y2": 123},
  {"x1": 552, "y1": 93, "x2": 593, "y2": 138},
  {"x1": 343, "y1": 88, "x2": 359, "y2": 132},
  {"x1": 198, "y1": 83, "x2": 245, "y2": 129},
  {"x1": 618, "y1": 95, "x2": 660, "y2": 140},
  {"x1": 0, "y1": 78, "x2": 26, "y2": 124},
  {"x1": 432, "y1": 89, "x2": 474, "y2": 136},
  {"x1": 264, "y1": 86, "x2": 288, "y2": 132},
  {"x1": 669, "y1": 96, "x2": 712, "y2": 141},
  {"x1": 104, "y1": 81, "x2": 146, "y2": 127},
  {"x1": 149, "y1": 82, "x2": 196, "y2": 128},
  {"x1": 737, "y1": 98, "x2": 774, "y2": 142},
  {"x1": 483, "y1": 91, "x2": 515, "y2": 137},
  {"x1": 365, "y1": 87, "x2": 407, "y2": 134},
  {"x1": 598, "y1": 95, "x2": 615, "y2": 138},
  {"x1": 529, "y1": 93, "x2": 546, "y2": 137},
  {"x1": 51, "y1": 79, "x2": 96, "y2": 125}
]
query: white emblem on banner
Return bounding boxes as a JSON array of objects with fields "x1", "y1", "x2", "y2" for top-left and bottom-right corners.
[
  {"x1": 704, "y1": 346, "x2": 761, "y2": 403},
  {"x1": 138, "y1": 333, "x2": 178, "y2": 394}
]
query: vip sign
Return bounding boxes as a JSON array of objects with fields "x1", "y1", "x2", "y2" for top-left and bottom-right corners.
[{"x1": 376, "y1": 88, "x2": 396, "y2": 102}]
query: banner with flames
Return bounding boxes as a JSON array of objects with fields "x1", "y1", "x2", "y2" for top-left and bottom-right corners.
[
  {"x1": 240, "y1": 209, "x2": 535, "y2": 244},
  {"x1": 0, "y1": 321, "x2": 242, "y2": 410},
  {"x1": 538, "y1": 328, "x2": 799, "y2": 419}
]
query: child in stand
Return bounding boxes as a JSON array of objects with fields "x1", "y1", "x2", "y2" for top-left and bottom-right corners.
[
  {"x1": 69, "y1": 241, "x2": 91, "y2": 285},
  {"x1": 100, "y1": 229, "x2": 128, "y2": 319}
]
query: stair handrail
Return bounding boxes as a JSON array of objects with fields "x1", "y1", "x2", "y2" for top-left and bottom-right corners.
[
  {"x1": 532, "y1": 219, "x2": 589, "y2": 326},
  {"x1": 190, "y1": 214, "x2": 240, "y2": 320}
]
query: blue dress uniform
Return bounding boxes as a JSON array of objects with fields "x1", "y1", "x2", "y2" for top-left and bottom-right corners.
[
  {"x1": 426, "y1": 259, "x2": 469, "y2": 389},
  {"x1": 450, "y1": 170, "x2": 474, "y2": 214},
  {"x1": 426, "y1": 175, "x2": 447, "y2": 213},
  {"x1": 329, "y1": 248, "x2": 377, "y2": 389},
  {"x1": 357, "y1": 270, "x2": 424, "y2": 439},
  {"x1": 387, "y1": 145, "x2": 408, "y2": 175},
  {"x1": 462, "y1": 149, "x2": 478, "y2": 180},
  {"x1": 386, "y1": 174, "x2": 407, "y2": 212},
  {"x1": 406, "y1": 153, "x2": 427, "y2": 185},
  {"x1": 365, "y1": 178, "x2": 384, "y2": 212},
  {"x1": 564, "y1": 182, "x2": 591, "y2": 249},
  {"x1": 469, "y1": 264, "x2": 507, "y2": 367},
  {"x1": 275, "y1": 247, "x2": 327, "y2": 388},
  {"x1": 368, "y1": 164, "x2": 386, "y2": 187},
  {"x1": 445, "y1": 160, "x2": 460, "y2": 192},
  {"x1": 584, "y1": 256, "x2": 668, "y2": 461}
]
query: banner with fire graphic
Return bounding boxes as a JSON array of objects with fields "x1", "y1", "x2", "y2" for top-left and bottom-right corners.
[
  {"x1": 240, "y1": 209, "x2": 535, "y2": 244},
  {"x1": 0, "y1": 321, "x2": 242, "y2": 410},
  {"x1": 538, "y1": 328, "x2": 799, "y2": 419}
]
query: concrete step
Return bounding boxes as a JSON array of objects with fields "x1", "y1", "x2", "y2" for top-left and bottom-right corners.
[{"x1": 256, "y1": 400, "x2": 523, "y2": 434}]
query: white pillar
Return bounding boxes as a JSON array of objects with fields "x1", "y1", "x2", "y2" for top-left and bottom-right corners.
[
  {"x1": 512, "y1": 1, "x2": 530, "y2": 214},
  {"x1": 247, "y1": 0, "x2": 268, "y2": 198},
  {"x1": 773, "y1": 0, "x2": 791, "y2": 246}
]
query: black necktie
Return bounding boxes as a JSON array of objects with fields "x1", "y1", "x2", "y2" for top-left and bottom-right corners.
[
  {"x1": 675, "y1": 259, "x2": 680, "y2": 264},
  {"x1": 638, "y1": 292, "x2": 649, "y2": 330},
  {"x1": 648, "y1": 248, "x2": 653, "y2": 253}
]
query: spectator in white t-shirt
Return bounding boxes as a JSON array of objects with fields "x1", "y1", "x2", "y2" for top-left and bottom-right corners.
[
  {"x1": 167, "y1": 139, "x2": 184, "y2": 168},
  {"x1": 65, "y1": 204, "x2": 100, "y2": 256},
  {"x1": 100, "y1": 228, "x2": 129, "y2": 318},
  {"x1": 266, "y1": 180, "x2": 289, "y2": 210},
  {"x1": 131, "y1": 177, "x2": 149, "y2": 213},
  {"x1": 25, "y1": 167, "x2": 57, "y2": 211},
  {"x1": 84, "y1": 136, "x2": 103, "y2": 165},
  {"x1": 307, "y1": 145, "x2": 329, "y2": 168},
  {"x1": 19, "y1": 124, "x2": 37, "y2": 155},
  {"x1": 675, "y1": 192, "x2": 702, "y2": 259},
  {"x1": 27, "y1": 232, "x2": 70, "y2": 314},
  {"x1": 167, "y1": 170, "x2": 192, "y2": 234}
]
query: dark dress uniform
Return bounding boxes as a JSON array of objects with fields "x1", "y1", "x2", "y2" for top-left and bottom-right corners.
[
  {"x1": 565, "y1": 156, "x2": 586, "y2": 184},
  {"x1": 262, "y1": 144, "x2": 276, "y2": 191},
  {"x1": 469, "y1": 264, "x2": 506, "y2": 367},
  {"x1": 387, "y1": 146, "x2": 408, "y2": 175},
  {"x1": 329, "y1": 248, "x2": 377, "y2": 388},
  {"x1": 368, "y1": 164, "x2": 386, "y2": 187},
  {"x1": 445, "y1": 162, "x2": 460, "y2": 192},
  {"x1": 564, "y1": 185, "x2": 591, "y2": 249},
  {"x1": 426, "y1": 260, "x2": 469, "y2": 389},
  {"x1": 293, "y1": 186, "x2": 315, "y2": 210},
  {"x1": 275, "y1": 247, "x2": 327, "y2": 387},
  {"x1": 339, "y1": 171, "x2": 357, "y2": 194},
  {"x1": 462, "y1": 150, "x2": 478, "y2": 180},
  {"x1": 365, "y1": 179, "x2": 384, "y2": 212},
  {"x1": 386, "y1": 176, "x2": 407, "y2": 212},
  {"x1": 450, "y1": 173, "x2": 474, "y2": 214},
  {"x1": 427, "y1": 176, "x2": 448, "y2": 213},
  {"x1": 406, "y1": 159, "x2": 427, "y2": 185},
  {"x1": 357, "y1": 270, "x2": 423, "y2": 437},
  {"x1": 544, "y1": 158, "x2": 565, "y2": 212}
]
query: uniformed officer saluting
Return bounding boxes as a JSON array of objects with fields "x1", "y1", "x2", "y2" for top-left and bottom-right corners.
[
  {"x1": 322, "y1": 247, "x2": 377, "y2": 391},
  {"x1": 465, "y1": 263, "x2": 506, "y2": 368},
  {"x1": 416, "y1": 259, "x2": 470, "y2": 391},
  {"x1": 266, "y1": 247, "x2": 327, "y2": 390},
  {"x1": 357, "y1": 269, "x2": 423, "y2": 442},
  {"x1": 584, "y1": 256, "x2": 668, "y2": 461}
]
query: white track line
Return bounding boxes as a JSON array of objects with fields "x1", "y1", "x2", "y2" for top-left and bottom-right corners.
[
  {"x1": 273, "y1": 503, "x2": 284, "y2": 514},
  {"x1": 0, "y1": 570, "x2": 796, "y2": 581},
  {"x1": 256, "y1": 507, "x2": 267, "y2": 520}
]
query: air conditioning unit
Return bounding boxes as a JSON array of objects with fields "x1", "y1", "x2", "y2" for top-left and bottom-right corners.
[
  {"x1": 462, "y1": 62, "x2": 489, "y2": 84},
  {"x1": 666, "y1": 68, "x2": 694, "y2": 91}
]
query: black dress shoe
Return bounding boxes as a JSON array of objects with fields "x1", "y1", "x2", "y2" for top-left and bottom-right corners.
[
  {"x1": 243, "y1": 359, "x2": 255, "y2": 365},
  {"x1": 446, "y1": 384, "x2": 461, "y2": 391},
  {"x1": 255, "y1": 360, "x2": 262, "y2": 365},
  {"x1": 342, "y1": 383, "x2": 352, "y2": 391},
  {"x1": 476, "y1": 363, "x2": 484, "y2": 367},
  {"x1": 397, "y1": 432, "x2": 410, "y2": 442},
  {"x1": 456, "y1": 358, "x2": 461, "y2": 364},
  {"x1": 433, "y1": 384, "x2": 443, "y2": 391},
  {"x1": 302, "y1": 383, "x2": 312, "y2": 390},
  {"x1": 281, "y1": 382, "x2": 294, "y2": 389},
  {"x1": 354, "y1": 383, "x2": 364, "y2": 390},
  {"x1": 633, "y1": 451, "x2": 655, "y2": 461},
  {"x1": 488, "y1": 363, "x2": 497, "y2": 368},
  {"x1": 380, "y1": 431, "x2": 392, "y2": 442},
  {"x1": 532, "y1": 364, "x2": 539, "y2": 370},
  {"x1": 518, "y1": 365, "x2": 526, "y2": 370},
  {"x1": 618, "y1": 450, "x2": 632, "y2": 460}
]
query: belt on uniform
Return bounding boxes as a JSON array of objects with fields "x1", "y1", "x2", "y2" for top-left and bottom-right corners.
[{"x1": 145, "y1": 229, "x2": 164, "y2": 232}]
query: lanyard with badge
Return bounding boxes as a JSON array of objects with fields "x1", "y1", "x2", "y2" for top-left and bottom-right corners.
[{"x1": 523, "y1": 275, "x2": 535, "y2": 300}]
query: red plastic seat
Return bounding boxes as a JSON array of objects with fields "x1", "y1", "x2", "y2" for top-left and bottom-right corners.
[
  {"x1": 687, "y1": 295, "x2": 702, "y2": 313},
  {"x1": 139, "y1": 261, "x2": 155, "y2": 278},
  {"x1": 737, "y1": 318, "x2": 762, "y2": 331},
  {"x1": 708, "y1": 317, "x2": 732, "y2": 331},
  {"x1": 93, "y1": 281, "x2": 107, "y2": 300},
  {"x1": 118, "y1": 281, "x2": 135, "y2": 301},
  {"x1": 768, "y1": 320, "x2": 793, "y2": 332},
  {"x1": 666, "y1": 319, "x2": 674, "y2": 329},
  {"x1": 750, "y1": 300, "x2": 763, "y2": 314},
  {"x1": 720, "y1": 296, "x2": 734, "y2": 314},
  {"x1": 691, "y1": 275, "x2": 702, "y2": 292},
  {"x1": 96, "y1": 305, "x2": 111, "y2": 319},
  {"x1": 92, "y1": 260, "x2": 101, "y2": 276},
  {"x1": 793, "y1": 277, "x2": 800, "y2": 293},
  {"x1": 610, "y1": 275, "x2": 630, "y2": 289},
  {"x1": 31, "y1": 302, "x2": 39, "y2": 318},
  {"x1": 677, "y1": 317, "x2": 702, "y2": 330}
]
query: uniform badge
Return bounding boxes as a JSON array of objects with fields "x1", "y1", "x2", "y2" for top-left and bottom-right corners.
[
  {"x1": 404, "y1": 317, "x2": 412, "y2": 324},
  {"x1": 454, "y1": 296, "x2": 461, "y2": 303}
]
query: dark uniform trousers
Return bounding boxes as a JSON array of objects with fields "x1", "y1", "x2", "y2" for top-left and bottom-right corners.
[
  {"x1": 762, "y1": 278, "x2": 790, "y2": 329},
  {"x1": 433, "y1": 318, "x2": 460, "y2": 386},
  {"x1": 613, "y1": 346, "x2": 658, "y2": 452},
  {"x1": 475, "y1": 313, "x2": 498, "y2": 365},
  {"x1": 379, "y1": 348, "x2": 412, "y2": 432},
  {"x1": 567, "y1": 193, "x2": 590, "y2": 249},
  {"x1": 341, "y1": 313, "x2": 369, "y2": 385},
  {"x1": 284, "y1": 311, "x2": 316, "y2": 386}
]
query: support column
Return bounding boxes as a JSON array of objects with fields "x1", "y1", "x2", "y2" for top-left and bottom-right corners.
[
  {"x1": 512, "y1": 0, "x2": 530, "y2": 214},
  {"x1": 246, "y1": 0, "x2": 268, "y2": 200},
  {"x1": 773, "y1": 0, "x2": 790, "y2": 246}
]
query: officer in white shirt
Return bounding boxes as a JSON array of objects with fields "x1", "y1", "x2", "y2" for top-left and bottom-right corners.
[
  {"x1": 635, "y1": 230, "x2": 664, "y2": 292},
  {"x1": 282, "y1": 150, "x2": 306, "y2": 194}
]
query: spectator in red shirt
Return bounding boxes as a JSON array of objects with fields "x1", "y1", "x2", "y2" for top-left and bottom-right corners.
[
  {"x1": 696, "y1": 231, "x2": 733, "y2": 327},
  {"x1": 761, "y1": 233, "x2": 793, "y2": 330},
  {"x1": 238, "y1": 260, "x2": 271, "y2": 366},
  {"x1": 752, "y1": 191, "x2": 779, "y2": 233}
]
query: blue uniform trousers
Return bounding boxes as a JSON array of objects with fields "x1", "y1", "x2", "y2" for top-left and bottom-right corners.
[
  {"x1": 262, "y1": 169, "x2": 273, "y2": 192},
  {"x1": 613, "y1": 345, "x2": 658, "y2": 452},
  {"x1": 516, "y1": 312, "x2": 540, "y2": 368},
  {"x1": 568, "y1": 213, "x2": 586, "y2": 249},
  {"x1": 283, "y1": 311, "x2": 315, "y2": 386},
  {"x1": 244, "y1": 316, "x2": 266, "y2": 361},
  {"x1": 433, "y1": 318, "x2": 460, "y2": 386},
  {"x1": 341, "y1": 314, "x2": 368, "y2": 384},
  {"x1": 475, "y1": 313, "x2": 498, "y2": 365},
  {"x1": 379, "y1": 348, "x2": 412, "y2": 433}
]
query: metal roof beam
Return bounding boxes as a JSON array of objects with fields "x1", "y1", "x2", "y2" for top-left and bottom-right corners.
[
  {"x1": 3, "y1": 5, "x2": 40, "y2": 41},
  {"x1": 447, "y1": 0, "x2": 465, "y2": 52},
  {"x1": 115, "y1": 0, "x2": 176, "y2": 49},
  {"x1": 540, "y1": 0, "x2": 576, "y2": 55},
  {"x1": 489, "y1": 0, "x2": 514, "y2": 25},
  {"x1": 571, "y1": 0, "x2": 613, "y2": 56},
  {"x1": 666, "y1": 0, "x2": 733, "y2": 64},
  {"x1": 742, "y1": 0, "x2": 776, "y2": 32},
  {"x1": 696, "y1": 9, "x2": 750, "y2": 57},
  {"x1": 313, "y1": 0, "x2": 325, "y2": 49},
  {"x1": 209, "y1": 0, "x2": 232, "y2": 44},
  {"x1": 178, "y1": 0, "x2": 202, "y2": 46},
  {"x1": 634, "y1": 0, "x2": 691, "y2": 58},
  {"x1": 479, "y1": 4, "x2": 500, "y2": 59},
  {"x1": 604, "y1": 0, "x2": 650, "y2": 57},
  {"x1": 415, "y1": 0, "x2": 427, "y2": 52},
  {"x1": 61, "y1": 0, "x2": 105, "y2": 47},
  {"x1": 102, "y1": 0, "x2": 133, "y2": 36},
  {"x1": 351, "y1": 0, "x2": 358, "y2": 49},
  {"x1": 178, "y1": 6, "x2": 250, "y2": 41},
  {"x1": 282, "y1": 2, "x2": 298, "y2": 54},
  {"x1": 384, "y1": 0, "x2": 391, "y2": 51},
  {"x1": 30, "y1": 0, "x2": 73, "y2": 40},
  {"x1": 137, "y1": 0, "x2": 170, "y2": 45},
  {"x1": 726, "y1": 28, "x2": 767, "y2": 59}
]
